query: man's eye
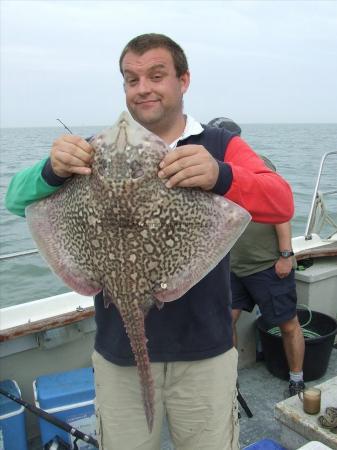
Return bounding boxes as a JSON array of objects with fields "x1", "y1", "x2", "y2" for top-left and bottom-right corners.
[
  {"x1": 152, "y1": 74, "x2": 163, "y2": 81},
  {"x1": 127, "y1": 79, "x2": 137, "y2": 86}
]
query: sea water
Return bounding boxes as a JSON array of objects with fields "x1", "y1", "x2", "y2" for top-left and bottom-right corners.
[{"x1": 0, "y1": 123, "x2": 336, "y2": 307}]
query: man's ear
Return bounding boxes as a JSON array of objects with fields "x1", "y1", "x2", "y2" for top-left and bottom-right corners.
[{"x1": 180, "y1": 71, "x2": 190, "y2": 94}]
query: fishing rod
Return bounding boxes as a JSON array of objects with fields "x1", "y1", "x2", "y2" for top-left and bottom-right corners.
[
  {"x1": 237, "y1": 388, "x2": 253, "y2": 418},
  {"x1": 0, "y1": 387, "x2": 99, "y2": 449},
  {"x1": 57, "y1": 118, "x2": 73, "y2": 135}
]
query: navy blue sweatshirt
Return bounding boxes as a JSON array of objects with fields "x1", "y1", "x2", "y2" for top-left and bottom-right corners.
[{"x1": 94, "y1": 126, "x2": 237, "y2": 365}]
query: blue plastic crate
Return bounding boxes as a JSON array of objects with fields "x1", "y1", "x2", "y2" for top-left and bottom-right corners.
[
  {"x1": 34, "y1": 367, "x2": 96, "y2": 449},
  {"x1": 0, "y1": 379, "x2": 28, "y2": 450},
  {"x1": 244, "y1": 439, "x2": 287, "y2": 450}
]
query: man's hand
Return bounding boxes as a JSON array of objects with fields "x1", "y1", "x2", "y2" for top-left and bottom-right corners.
[
  {"x1": 158, "y1": 144, "x2": 219, "y2": 190},
  {"x1": 275, "y1": 257, "x2": 293, "y2": 279},
  {"x1": 51, "y1": 135, "x2": 94, "y2": 178}
]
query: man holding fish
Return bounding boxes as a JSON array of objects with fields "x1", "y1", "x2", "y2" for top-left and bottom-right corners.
[{"x1": 6, "y1": 34, "x2": 294, "y2": 449}]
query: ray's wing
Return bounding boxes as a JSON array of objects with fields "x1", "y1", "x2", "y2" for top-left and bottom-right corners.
[
  {"x1": 152, "y1": 190, "x2": 251, "y2": 302},
  {"x1": 25, "y1": 181, "x2": 103, "y2": 296}
]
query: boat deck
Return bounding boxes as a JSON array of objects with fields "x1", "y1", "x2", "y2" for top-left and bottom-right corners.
[
  {"x1": 161, "y1": 346, "x2": 337, "y2": 449},
  {"x1": 28, "y1": 346, "x2": 337, "y2": 449},
  {"x1": 235, "y1": 347, "x2": 336, "y2": 448}
]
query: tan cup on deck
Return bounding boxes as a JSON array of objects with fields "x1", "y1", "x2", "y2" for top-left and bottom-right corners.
[{"x1": 298, "y1": 387, "x2": 321, "y2": 414}]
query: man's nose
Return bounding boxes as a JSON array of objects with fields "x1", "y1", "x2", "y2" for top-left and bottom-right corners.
[{"x1": 137, "y1": 77, "x2": 151, "y2": 95}]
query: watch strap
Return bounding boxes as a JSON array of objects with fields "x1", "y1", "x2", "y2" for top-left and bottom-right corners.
[{"x1": 279, "y1": 250, "x2": 294, "y2": 258}]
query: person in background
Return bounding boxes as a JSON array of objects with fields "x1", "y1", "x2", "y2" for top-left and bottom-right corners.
[
  {"x1": 6, "y1": 35, "x2": 295, "y2": 450},
  {"x1": 209, "y1": 117, "x2": 305, "y2": 397}
]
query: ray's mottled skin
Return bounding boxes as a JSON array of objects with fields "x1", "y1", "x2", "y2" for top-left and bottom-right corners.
[{"x1": 26, "y1": 112, "x2": 251, "y2": 431}]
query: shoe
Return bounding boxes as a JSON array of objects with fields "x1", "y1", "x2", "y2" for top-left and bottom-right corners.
[
  {"x1": 318, "y1": 414, "x2": 337, "y2": 429},
  {"x1": 285, "y1": 380, "x2": 305, "y2": 398},
  {"x1": 326, "y1": 407, "x2": 337, "y2": 419}
]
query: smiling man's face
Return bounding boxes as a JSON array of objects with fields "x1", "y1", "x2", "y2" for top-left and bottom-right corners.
[{"x1": 122, "y1": 47, "x2": 190, "y2": 136}]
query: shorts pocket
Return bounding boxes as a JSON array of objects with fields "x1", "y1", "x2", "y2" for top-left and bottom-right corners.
[
  {"x1": 95, "y1": 407, "x2": 103, "y2": 449},
  {"x1": 231, "y1": 389, "x2": 240, "y2": 449},
  {"x1": 270, "y1": 283, "x2": 297, "y2": 317}
]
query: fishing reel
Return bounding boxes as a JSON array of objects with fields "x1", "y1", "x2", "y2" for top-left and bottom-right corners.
[{"x1": 44, "y1": 435, "x2": 80, "y2": 450}]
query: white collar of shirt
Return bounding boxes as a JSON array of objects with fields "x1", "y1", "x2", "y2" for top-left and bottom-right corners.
[{"x1": 169, "y1": 115, "x2": 203, "y2": 149}]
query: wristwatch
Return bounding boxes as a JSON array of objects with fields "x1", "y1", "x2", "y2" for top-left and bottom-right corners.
[{"x1": 279, "y1": 250, "x2": 294, "y2": 258}]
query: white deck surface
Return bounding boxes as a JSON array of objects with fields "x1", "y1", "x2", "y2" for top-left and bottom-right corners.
[{"x1": 0, "y1": 292, "x2": 93, "y2": 330}]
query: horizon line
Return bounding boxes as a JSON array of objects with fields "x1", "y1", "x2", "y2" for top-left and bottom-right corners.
[{"x1": 1, "y1": 121, "x2": 337, "y2": 130}]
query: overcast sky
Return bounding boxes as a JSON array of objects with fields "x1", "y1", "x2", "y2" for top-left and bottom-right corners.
[{"x1": 1, "y1": 0, "x2": 337, "y2": 127}]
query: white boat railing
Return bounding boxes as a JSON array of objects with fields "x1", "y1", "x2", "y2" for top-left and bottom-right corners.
[
  {"x1": 304, "y1": 151, "x2": 337, "y2": 240},
  {"x1": 0, "y1": 249, "x2": 38, "y2": 260}
]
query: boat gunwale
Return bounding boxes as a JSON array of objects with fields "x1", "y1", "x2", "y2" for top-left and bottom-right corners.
[
  {"x1": 295, "y1": 248, "x2": 337, "y2": 261},
  {"x1": 0, "y1": 306, "x2": 95, "y2": 342}
]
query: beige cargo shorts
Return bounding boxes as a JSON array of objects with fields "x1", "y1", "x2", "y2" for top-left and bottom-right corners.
[{"x1": 92, "y1": 347, "x2": 239, "y2": 450}]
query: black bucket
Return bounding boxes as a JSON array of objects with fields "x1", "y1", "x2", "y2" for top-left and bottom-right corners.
[{"x1": 257, "y1": 309, "x2": 337, "y2": 381}]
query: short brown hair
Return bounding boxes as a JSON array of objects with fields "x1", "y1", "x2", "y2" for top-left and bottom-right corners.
[{"x1": 119, "y1": 33, "x2": 189, "y2": 77}]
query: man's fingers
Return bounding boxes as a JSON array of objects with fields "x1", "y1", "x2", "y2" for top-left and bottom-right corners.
[
  {"x1": 61, "y1": 135, "x2": 93, "y2": 154},
  {"x1": 68, "y1": 166, "x2": 92, "y2": 176},
  {"x1": 164, "y1": 165, "x2": 205, "y2": 188},
  {"x1": 50, "y1": 134, "x2": 95, "y2": 177},
  {"x1": 159, "y1": 145, "x2": 198, "y2": 169},
  {"x1": 56, "y1": 144, "x2": 93, "y2": 166},
  {"x1": 158, "y1": 144, "x2": 219, "y2": 191},
  {"x1": 158, "y1": 154, "x2": 202, "y2": 179},
  {"x1": 172, "y1": 175, "x2": 206, "y2": 188}
]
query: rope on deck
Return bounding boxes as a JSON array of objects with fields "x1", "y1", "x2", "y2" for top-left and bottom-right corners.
[{"x1": 267, "y1": 304, "x2": 321, "y2": 339}]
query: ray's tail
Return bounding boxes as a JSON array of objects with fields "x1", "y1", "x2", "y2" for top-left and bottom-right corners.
[{"x1": 119, "y1": 303, "x2": 155, "y2": 432}]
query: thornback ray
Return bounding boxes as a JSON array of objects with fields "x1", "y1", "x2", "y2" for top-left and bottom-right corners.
[{"x1": 25, "y1": 111, "x2": 251, "y2": 432}]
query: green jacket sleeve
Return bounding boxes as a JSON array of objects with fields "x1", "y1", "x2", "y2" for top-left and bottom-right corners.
[{"x1": 5, "y1": 158, "x2": 62, "y2": 217}]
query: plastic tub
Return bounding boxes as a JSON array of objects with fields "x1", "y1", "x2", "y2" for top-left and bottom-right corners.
[{"x1": 257, "y1": 309, "x2": 337, "y2": 381}]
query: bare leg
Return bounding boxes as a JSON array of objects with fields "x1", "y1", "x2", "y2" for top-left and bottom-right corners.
[
  {"x1": 279, "y1": 315, "x2": 305, "y2": 372},
  {"x1": 231, "y1": 309, "x2": 242, "y2": 349}
]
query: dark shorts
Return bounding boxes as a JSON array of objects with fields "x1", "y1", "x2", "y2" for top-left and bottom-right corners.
[{"x1": 231, "y1": 266, "x2": 297, "y2": 326}]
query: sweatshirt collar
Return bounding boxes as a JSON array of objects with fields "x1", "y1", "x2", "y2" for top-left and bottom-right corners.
[{"x1": 169, "y1": 115, "x2": 203, "y2": 149}]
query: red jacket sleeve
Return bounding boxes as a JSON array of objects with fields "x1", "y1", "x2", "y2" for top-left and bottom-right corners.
[{"x1": 224, "y1": 136, "x2": 294, "y2": 224}]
